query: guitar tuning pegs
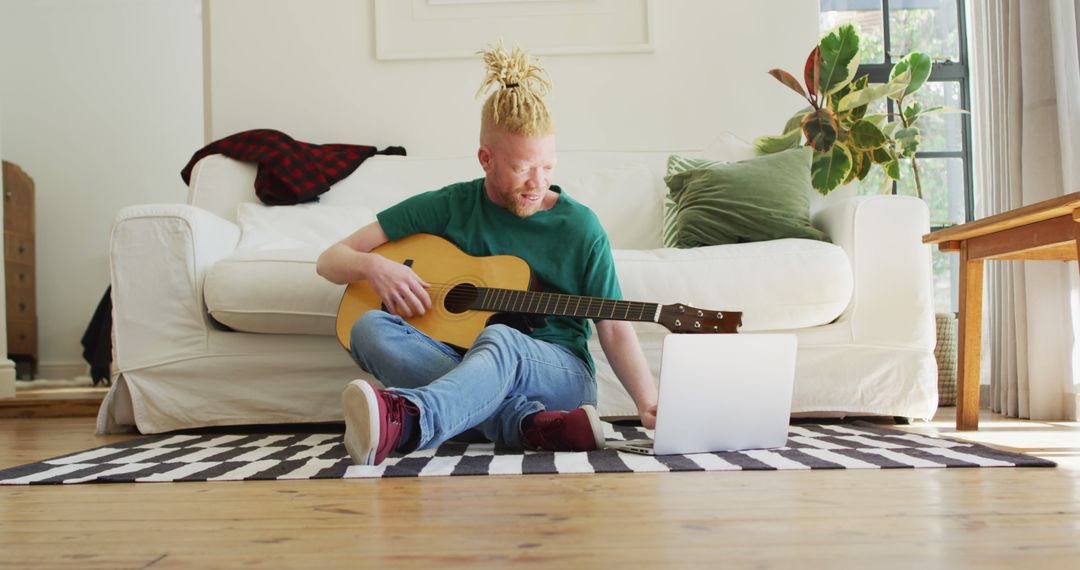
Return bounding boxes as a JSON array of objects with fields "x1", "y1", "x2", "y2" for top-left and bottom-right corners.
[
  {"x1": 696, "y1": 310, "x2": 704, "y2": 317},
  {"x1": 716, "y1": 312, "x2": 724, "y2": 319}
]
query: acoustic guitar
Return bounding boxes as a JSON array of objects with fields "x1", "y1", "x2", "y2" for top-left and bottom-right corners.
[{"x1": 335, "y1": 233, "x2": 742, "y2": 350}]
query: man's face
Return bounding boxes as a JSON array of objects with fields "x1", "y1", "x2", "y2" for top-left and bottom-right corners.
[{"x1": 479, "y1": 132, "x2": 557, "y2": 218}]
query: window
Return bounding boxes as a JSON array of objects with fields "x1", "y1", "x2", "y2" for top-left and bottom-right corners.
[{"x1": 820, "y1": 0, "x2": 972, "y2": 312}]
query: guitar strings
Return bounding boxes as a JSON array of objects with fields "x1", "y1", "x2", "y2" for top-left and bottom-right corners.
[{"x1": 373, "y1": 280, "x2": 657, "y2": 316}]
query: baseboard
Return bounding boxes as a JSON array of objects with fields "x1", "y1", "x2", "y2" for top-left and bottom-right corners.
[
  {"x1": 34, "y1": 362, "x2": 90, "y2": 380},
  {"x1": 0, "y1": 359, "x2": 15, "y2": 399}
]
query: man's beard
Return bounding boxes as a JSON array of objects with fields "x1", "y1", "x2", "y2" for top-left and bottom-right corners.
[
  {"x1": 505, "y1": 190, "x2": 544, "y2": 218},
  {"x1": 509, "y1": 200, "x2": 541, "y2": 218}
]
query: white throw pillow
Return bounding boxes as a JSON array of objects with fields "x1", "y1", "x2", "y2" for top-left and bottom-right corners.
[
  {"x1": 702, "y1": 132, "x2": 758, "y2": 162},
  {"x1": 559, "y1": 162, "x2": 664, "y2": 250},
  {"x1": 235, "y1": 202, "x2": 376, "y2": 252}
]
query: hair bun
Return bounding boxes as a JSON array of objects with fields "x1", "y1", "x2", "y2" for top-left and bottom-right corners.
[{"x1": 476, "y1": 42, "x2": 552, "y2": 135}]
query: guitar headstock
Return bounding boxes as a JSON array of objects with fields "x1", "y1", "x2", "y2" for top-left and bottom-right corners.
[{"x1": 657, "y1": 304, "x2": 742, "y2": 334}]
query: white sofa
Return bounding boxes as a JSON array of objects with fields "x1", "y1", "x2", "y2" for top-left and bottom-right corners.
[{"x1": 97, "y1": 138, "x2": 938, "y2": 434}]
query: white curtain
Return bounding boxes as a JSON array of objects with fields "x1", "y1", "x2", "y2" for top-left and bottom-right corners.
[{"x1": 970, "y1": 0, "x2": 1080, "y2": 421}]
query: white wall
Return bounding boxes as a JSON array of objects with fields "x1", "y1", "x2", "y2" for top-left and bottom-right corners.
[
  {"x1": 0, "y1": 0, "x2": 817, "y2": 374},
  {"x1": 210, "y1": 0, "x2": 819, "y2": 156},
  {"x1": 0, "y1": 0, "x2": 204, "y2": 374}
]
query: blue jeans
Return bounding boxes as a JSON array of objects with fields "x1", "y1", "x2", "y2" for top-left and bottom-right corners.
[{"x1": 349, "y1": 311, "x2": 597, "y2": 450}]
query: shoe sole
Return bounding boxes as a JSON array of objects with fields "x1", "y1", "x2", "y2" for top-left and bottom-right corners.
[
  {"x1": 581, "y1": 404, "x2": 605, "y2": 450},
  {"x1": 341, "y1": 380, "x2": 380, "y2": 465}
]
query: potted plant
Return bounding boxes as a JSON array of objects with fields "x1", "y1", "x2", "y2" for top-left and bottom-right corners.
[{"x1": 755, "y1": 23, "x2": 961, "y2": 197}]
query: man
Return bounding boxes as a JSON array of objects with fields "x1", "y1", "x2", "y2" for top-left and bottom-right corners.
[{"x1": 317, "y1": 44, "x2": 657, "y2": 466}]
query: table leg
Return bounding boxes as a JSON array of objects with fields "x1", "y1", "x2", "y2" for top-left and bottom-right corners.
[{"x1": 956, "y1": 242, "x2": 984, "y2": 430}]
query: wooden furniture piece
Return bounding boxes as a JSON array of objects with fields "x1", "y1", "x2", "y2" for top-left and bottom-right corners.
[
  {"x1": 2, "y1": 160, "x2": 37, "y2": 378},
  {"x1": 0, "y1": 387, "x2": 107, "y2": 419},
  {"x1": 923, "y1": 192, "x2": 1080, "y2": 431}
]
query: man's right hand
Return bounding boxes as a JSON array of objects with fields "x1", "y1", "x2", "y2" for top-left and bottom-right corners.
[{"x1": 365, "y1": 254, "x2": 432, "y2": 318}]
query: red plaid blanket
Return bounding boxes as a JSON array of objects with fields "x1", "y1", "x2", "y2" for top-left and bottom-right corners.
[{"x1": 181, "y1": 129, "x2": 406, "y2": 205}]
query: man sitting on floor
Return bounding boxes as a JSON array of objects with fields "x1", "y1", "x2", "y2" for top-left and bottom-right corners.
[{"x1": 316, "y1": 43, "x2": 657, "y2": 466}]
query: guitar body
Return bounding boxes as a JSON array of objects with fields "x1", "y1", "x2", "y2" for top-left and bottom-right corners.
[{"x1": 335, "y1": 233, "x2": 532, "y2": 350}]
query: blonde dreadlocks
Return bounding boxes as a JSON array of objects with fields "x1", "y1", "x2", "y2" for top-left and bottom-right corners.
[{"x1": 476, "y1": 42, "x2": 554, "y2": 138}]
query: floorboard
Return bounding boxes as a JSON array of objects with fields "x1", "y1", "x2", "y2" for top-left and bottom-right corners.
[{"x1": 1, "y1": 409, "x2": 1077, "y2": 569}]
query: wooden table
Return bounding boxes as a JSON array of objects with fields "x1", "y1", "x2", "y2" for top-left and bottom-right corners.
[{"x1": 923, "y1": 192, "x2": 1080, "y2": 430}]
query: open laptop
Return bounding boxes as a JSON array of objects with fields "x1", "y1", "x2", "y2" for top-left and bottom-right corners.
[{"x1": 607, "y1": 333, "x2": 798, "y2": 455}]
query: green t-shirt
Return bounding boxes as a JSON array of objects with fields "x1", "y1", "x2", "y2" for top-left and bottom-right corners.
[{"x1": 376, "y1": 177, "x2": 622, "y2": 373}]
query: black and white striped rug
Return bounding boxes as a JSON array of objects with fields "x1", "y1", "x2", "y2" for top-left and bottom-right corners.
[{"x1": 0, "y1": 422, "x2": 1053, "y2": 484}]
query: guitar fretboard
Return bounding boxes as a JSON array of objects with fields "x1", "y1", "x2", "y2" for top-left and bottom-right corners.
[{"x1": 472, "y1": 287, "x2": 659, "y2": 322}]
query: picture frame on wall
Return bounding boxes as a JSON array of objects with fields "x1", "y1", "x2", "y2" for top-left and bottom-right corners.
[{"x1": 374, "y1": 0, "x2": 654, "y2": 60}]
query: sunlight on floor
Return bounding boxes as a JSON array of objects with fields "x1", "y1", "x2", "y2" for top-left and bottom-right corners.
[{"x1": 901, "y1": 407, "x2": 1080, "y2": 470}]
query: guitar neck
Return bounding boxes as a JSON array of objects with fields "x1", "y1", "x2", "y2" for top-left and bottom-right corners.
[{"x1": 472, "y1": 287, "x2": 660, "y2": 323}]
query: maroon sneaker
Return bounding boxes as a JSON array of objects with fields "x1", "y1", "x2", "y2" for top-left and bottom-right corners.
[
  {"x1": 522, "y1": 405, "x2": 605, "y2": 452},
  {"x1": 342, "y1": 380, "x2": 419, "y2": 465}
]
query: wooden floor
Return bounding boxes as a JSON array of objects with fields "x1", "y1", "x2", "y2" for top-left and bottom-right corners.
[{"x1": 1, "y1": 409, "x2": 1077, "y2": 569}]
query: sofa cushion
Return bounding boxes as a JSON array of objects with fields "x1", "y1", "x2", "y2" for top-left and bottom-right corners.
[
  {"x1": 204, "y1": 248, "x2": 345, "y2": 336},
  {"x1": 203, "y1": 237, "x2": 852, "y2": 336},
  {"x1": 236, "y1": 202, "x2": 376, "y2": 251},
  {"x1": 614, "y1": 238, "x2": 851, "y2": 332}
]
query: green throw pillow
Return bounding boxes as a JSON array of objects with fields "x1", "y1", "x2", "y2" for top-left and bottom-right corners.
[
  {"x1": 663, "y1": 147, "x2": 828, "y2": 247},
  {"x1": 662, "y1": 155, "x2": 729, "y2": 247}
]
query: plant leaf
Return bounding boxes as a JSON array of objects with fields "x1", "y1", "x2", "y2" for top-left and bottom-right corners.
[
  {"x1": 863, "y1": 113, "x2": 888, "y2": 126},
  {"x1": 855, "y1": 150, "x2": 874, "y2": 180},
  {"x1": 839, "y1": 51, "x2": 863, "y2": 95},
  {"x1": 891, "y1": 52, "x2": 932, "y2": 98},
  {"x1": 849, "y1": 120, "x2": 887, "y2": 149},
  {"x1": 812, "y1": 142, "x2": 853, "y2": 195},
  {"x1": 804, "y1": 47, "x2": 821, "y2": 99},
  {"x1": 818, "y1": 24, "x2": 861, "y2": 95},
  {"x1": 903, "y1": 101, "x2": 923, "y2": 126},
  {"x1": 884, "y1": 68, "x2": 912, "y2": 102},
  {"x1": 895, "y1": 126, "x2": 921, "y2": 158},
  {"x1": 784, "y1": 107, "x2": 813, "y2": 133},
  {"x1": 872, "y1": 146, "x2": 895, "y2": 165},
  {"x1": 843, "y1": 149, "x2": 862, "y2": 184},
  {"x1": 802, "y1": 108, "x2": 839, "y2": 152},
  {"x1": 846, "y1": 75, "x2": 871, "y2": 120},
  {"x1": 884, "y1": 157, "x2": 901, "y2": 180},
  {"x1": 837, "y1": 79, "x2": 906, "y2": 113},
  {"x1": 754, "y1": 128, "x2": 803, "y2": 155},
  {"x1": 768, "y1": 68, "x2": 809, "y2": 101}
]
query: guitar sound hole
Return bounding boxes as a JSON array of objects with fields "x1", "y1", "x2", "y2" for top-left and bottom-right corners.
[{"x1": 444, "y1": 283, "x2": 479, "y2": 314}]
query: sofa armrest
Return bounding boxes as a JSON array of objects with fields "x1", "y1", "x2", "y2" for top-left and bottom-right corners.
[
  {"x1": 812, "y1": 195, "x2": 935, "y2": 350},
  {"x1": 109, "y1": 204, "x2": 241, "y2": 369}
]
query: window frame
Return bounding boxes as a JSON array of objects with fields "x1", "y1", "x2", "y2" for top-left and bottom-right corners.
[{"x1": 825, "y1": 0, "x2": 974, "y2": 227}]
